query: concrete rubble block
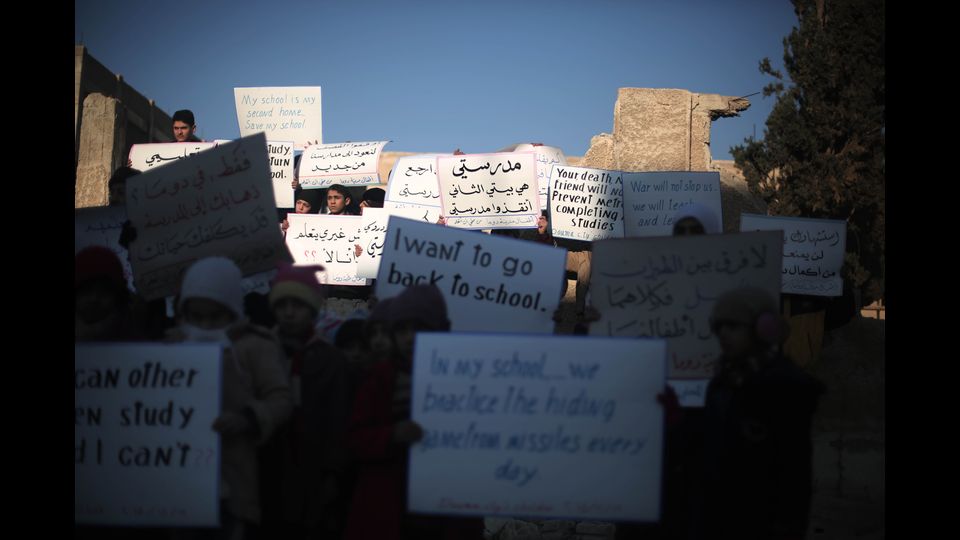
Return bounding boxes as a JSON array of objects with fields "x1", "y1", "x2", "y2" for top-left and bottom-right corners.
[
  {"x1": 497, "y1": 519, "x2": 543, "y2": 540},
  {"x1": 714, "y1": 160, "x2": 767, "y2": 233},
  {"x1": 613, "y1": 88, "x2": 691, "y2": 172},
  {"x1": 579, "y1": 133, "x2": 616, "y2": 170},
  {"x1": 574, "y1": 521, "x2": 616, "y2": 537},
  {"x1": 75, "y1": 92, "x2": 124, "y2": 208},
  {"x1": 689, "y1": 106, "x2": 714, "y2": 172},
  {"x1": 539, "y1": 519, "x2": 576, "y2": 540}
]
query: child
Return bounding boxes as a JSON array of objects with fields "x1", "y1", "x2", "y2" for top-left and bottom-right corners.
[
  {"x1": 696, "y1": 287, "x2": 824, "y2": 540},
  {"x1": 169, "y1": 257, "x2": 293, "y2": 539}
]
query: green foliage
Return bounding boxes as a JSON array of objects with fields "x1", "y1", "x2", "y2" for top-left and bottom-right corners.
[{"x1": 732, "y1": 0, "x2": 884, "y2": 305}]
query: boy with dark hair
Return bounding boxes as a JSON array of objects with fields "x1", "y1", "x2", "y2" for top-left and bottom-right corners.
[
  {"x1": 172, "y1": 109, "x2": 202, "y2": 142},
  {"x1": 258, "y1": 262, "x2": 355, "y2": 540},
  {"x1": 326, "y1": 184, "x2": 357, "y2": 215}
]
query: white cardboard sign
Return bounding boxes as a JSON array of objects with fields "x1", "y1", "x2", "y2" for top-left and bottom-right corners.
[
  {"x1": 75, "y1": 343, "x2": 221, "y2": 526},
  {"x1": 375, "y1": 217, "x2": 566, "y2": 333},
  {"x1": 589, "y1": 231, "x2": 783, "y2": 378},
  {"x1": 233, "y1": 86, "x2": 322, "y2": 150},
  {"x1": 124, "y1": 133, "x2": 286, "y2": 300},
  {"x1": 286, "y1": 213, "x2": 367, "y2": 286},
  {"x1": 548, "y1": 165, "x2": 625, "y2": 241},
  {"x1": 129, "y1": 142, "x2": 219, "y2": 172},
  {"x1": 740, "y1": 213, "x2": 846, "y2": 297},
  {"x1": 297, "y1": 141, "x2": 389, "y2": 188},
  {"x1": 437, "y1": 153, "x2": 539, "y2": 230},
  {"x1": 621, "y1": 171, "x2": 722, "y2": 237},
  {"x1": 408, "y1": 333, "x2": 665, "y2": 521},
  {"x1": 356, "y1": 207, "x2": 434, "y2": 279}
]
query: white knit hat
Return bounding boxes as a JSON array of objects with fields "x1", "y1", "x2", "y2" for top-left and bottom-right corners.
[{"x1": 177, "y1": 257, "x2": 245, "y2": 318}]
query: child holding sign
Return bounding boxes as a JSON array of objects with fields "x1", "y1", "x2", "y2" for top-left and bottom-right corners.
[
  {"x1": 345, "y1": 285, "x2": 480, "y2": 540},
  {"x1": 695, "y1": 287, "x2": 824, "y2": 540},
  {"x1": 168, "y1": 257, "x2": 293, "y2": 539}
]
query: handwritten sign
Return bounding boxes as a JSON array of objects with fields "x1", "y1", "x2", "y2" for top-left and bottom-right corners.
[
  {"x1": 508, "y1": 144, "x2": 567, "y2": 210},
  {"x1": 129, "y1": 142, "x2": 218, "y2": 171},
  {"x1": 75, "y1": 343, "x2": 221, "y2": 526},
  {"x1": 376, "y1": 217, "x2": 566, "y2": 333},
  {"x1": 386, "y1": 154, "x2": 447, "y2": 205},
  {"x1": 75, "y1": 205, "x2": 135, "y2": 292},
  {"x1": 621, "y1": 172, "x2": 722, "y2": 237},
  {"x1": 438, "y1": 153, "x2": 539, "y2": 230},
  {"x1": 408, "y1": 333, "x2": 665, "y2": 521},
  {"x1": 668, "y1": 379, "x2": 709, "y2": 408},
  {"x1": 383, "y1": 200, "x2": 442, "y2": 226},
  {"x1": 267, "y1": 141, "x2": 295, "y2": 208},
  {"x1": 356, "y1": 207, "x2": 433, "y2": 279},
  {"x1": 548, "y1": 166, "x2": 625, "y2": 241},
  {"x1": 233, "y1": 87, "x2": 322, "y2": 150},
  {"x1": 125, "y1": 133, "x2": 286, "y2": 300},
  {"x1": 241, "y1": 269, "x2": 277, "y2": 295},
  {"x1": 297, "y1": 141, "x2": 389, "y2": 188},
  {"x1": 589, "y1": 231, "x2": 782, "y2": 378},
  {"x1": 740, "y1": 214, "x2": 846, "y2": 297},
  {"x1": 286, "y1": 214, "x2": 367, "y2": 286}
]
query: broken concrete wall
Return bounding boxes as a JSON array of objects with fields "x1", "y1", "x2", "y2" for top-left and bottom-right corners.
[{"x1": 75, "y1": 93, "x2": 125, "y2": 208}]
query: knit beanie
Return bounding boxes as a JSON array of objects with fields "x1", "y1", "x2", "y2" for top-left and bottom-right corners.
[
  {"x1": 269, "y1": 262, "x2": 326, "y2": 314},
  {"x1": 75, "y1": 246, "x2": 126, "y2": 291},
  {"x1": 362, "y1": 188, "x2": 386, "y2": 207},
  {"x1": 390, "y1": 284, "x2": 450, "y2": 331},
  {"x1": 177, "y1": 257, "x2": 244, "y2": 318},
  {"x1": 294, "y1": 188, "x2": 323, "y2": 213}
]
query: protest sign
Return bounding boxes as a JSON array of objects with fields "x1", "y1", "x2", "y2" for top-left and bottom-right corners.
[
  {"x1": 385, "y1": 154, "x2": 447, "y2": 210},
  {"x1": 741, "y1": 213, "x2": 846, "y2": 297},
  {"x1": 375, "y1": 217, "x2": 566, "y2": 333},
  {"x1": 233, "y1": 86, "x2": 322, "y2": 150},
  {"x1": 267, "y1": 141, "x2": 295, "y2": 207},
  {"x1": 438, "y1": 153, "x2": 539, "y2": 230},
  {"x1": 286, "y1": 214, "x2": 367, "y2": 286},
  {"x1": 129, "y1": 142, "x2": 218, "y2": 172},
  {"x1": 297, "y1": 141, "x2": 389, "y2": 188},
  {"x1": 75, "y1": 343, "x2": 221, "y2": 526},
  {"x1": 548, "y1": 165, "x2": 625, "y2": 241},
  {"x1": 621, "y1": 171, "x2": 722, "y2": 237},
  {"x1": 125, "y1": 133, "x2": 286, "y2": 300},
  {"x1": 383, "y1": 154, "x2": 445, "y2": 223},
  {"x1": 508, "y1": 144, "x2": 567, "y2": 211},
  {"x1": 356, "y1": 207, "x2": 434, "y2": 279},
  {"x1": 589, "y1": 231, "x2": 782, "y2": 378},
  {"x1": 408, "y1": 333, "x2": 665, "y2": 521},
  {"x1": 75, "y1": 205, "x2": 135, "y2": 292}
]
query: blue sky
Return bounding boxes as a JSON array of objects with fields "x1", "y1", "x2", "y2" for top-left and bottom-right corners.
[{"x1": 75, "y1": 0, "x2": 796, "y2": 160}]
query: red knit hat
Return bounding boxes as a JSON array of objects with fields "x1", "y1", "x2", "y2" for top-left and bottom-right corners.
[
  {"x1": 269, "y1": 262, "x2": 326, "y2": 313},
  {"x1": 75, "y1": 246, "x2": 126, "y2": 290}
]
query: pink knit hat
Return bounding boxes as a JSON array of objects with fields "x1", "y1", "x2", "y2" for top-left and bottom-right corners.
[{"x1": 269, "y1": 262, "x2": 326, "y2": 313}]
